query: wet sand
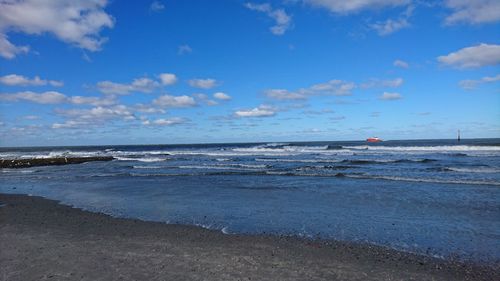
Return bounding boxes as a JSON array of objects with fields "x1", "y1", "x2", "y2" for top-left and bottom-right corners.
[{"x1": 0, "y1": 193, "x2": 498, "y2": 281}]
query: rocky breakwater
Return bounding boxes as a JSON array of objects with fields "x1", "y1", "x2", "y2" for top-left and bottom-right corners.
[{"x1": 0, "y1": 156, "x2": 114, "y2": 168}]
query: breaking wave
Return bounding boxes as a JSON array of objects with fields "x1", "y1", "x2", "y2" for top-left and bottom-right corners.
[
  {"x1": 342, "y1": 174, "x2": 500, "y2": 186},
  {"x1": 445, "y1": 167, "x2": 500, "y2": 174},
  {"x1": 114, "y1": 156, "x2": 167, "y2": 162}
]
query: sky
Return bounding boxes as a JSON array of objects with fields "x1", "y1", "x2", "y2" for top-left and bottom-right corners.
[{"x1": 0, "y1": 0, "x2": 499, "y2": 146}]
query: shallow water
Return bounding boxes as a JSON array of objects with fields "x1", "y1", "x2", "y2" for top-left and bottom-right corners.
[{"x1": 1, "y1": 139, "x2": 499, "y2": 262}]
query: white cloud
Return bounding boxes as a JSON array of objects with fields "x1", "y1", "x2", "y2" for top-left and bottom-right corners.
[
  {"x1": 68, "y1": 95, "x2": 116, "y2": 106},
  {"x1": 0, "y1": 91, "x2": 67, "y2": 104},
  {"x1": 458, "y1": 80, "x2": 478, "y2": 90},
  {"x1": 50, "y1": 81, "x2": 64, "y2": 87},
  {"x1": 23, "y1": 115, "x2": 39, "y2": 120},
  {"x1": 151, "y1": 117, "x2": 186, "y2": 126},
  {"x1": 150, "y1": 1, "x2": 165, "y2": 12},
  {"x1": 299, "y1": 128, "x2": 324, "y2": 134},
  {"x1": 393, "y1": 59, "x2": 409, "y2": 68},
  {"x1": 52, "y1": 120, "x2": 88, "y2": 129},
  {"x1": 444, "y1": 0, "x2": 500, "y2": 25},
  {"x1": 0, "y1": 90, "x2": 116, "y2": 106},
  {"x1": 361, "y1": 78, "x2": 404, "y2": 88},
  {"x1": 153, "y1": 95, "x2": 197, "y2": 108},
  {"x1": 303, "y1": 109, "x2": 335, "y2": 115},
  {"x1": 0, "y1": 74, "x2": 63, "y2": 87},
  {"x1": 303, "y1": 0, "x2": 409, "y2": 14},
  {"x1": 459, "y1": 74, "x2": 500, "y2": 90},
  {"x1": 309, "y1": 79, "x2": 355, "y2": 95},
  {"x1": 264, "y1": 78, "x2": 404, "y2": 100},
  {"x1": 82, "y1": 52, "x2": 92, "y2": 62},
  {"x1": 6, "y1": 125, "x2": 42, "y2": 136},
  {"x1": 265, "y1": 89, "x2": 307, "y2": 100},
  {"x1": 437, "y1": 43, "x2": 500, "y2": 69},
  {"x1": 245, "y1": 3, "x2": 292, "y2": 35},
  {"x1": 417, "y1": 112, "x2": 431, "y2": 116},
  {"x1": 0, "y1": 34, "x2": 29, "y2": 59},
  {"x1": 97, "y1": 77, "x2": 160, "y2": 95},
  {"x1": 379, "y1": 92, "x2": 402, "y2": 100},
  {"x1": 133, "y1": 104, "x2": 166, "y2": 114},
  {"x1": 158, "y1": 73, "x2": 177, "y2": 85},
  {"x1": 0, "y1": 0, "x2": 114, "y2": 59},
  {"x1": 96, "y1": 81, "x2": 131, "y2": 95},
  {"x1": 130, "y1": 78, "x2": 160, "y2": 92},
  {"x1": 235, "y1": 105, "x2": 276, "y2": 117},
  {"x1": 265, "y1": 79, "x2": 355, "y2": 101},
  {"x1": 178, "y1": 44, "x2": 192, "y2": 55},
  {"x1": 370, "y1": 17, "x2": 409, "y2": 36},
  {"x1": 213, "y1": 92, "x2": 231, "y2": 100},
  {"x1": 193, "y1": 93, "x2": 218, "y2": 106},
  {"x1": 54, "y1": 105, "x2": 135, "y2": 121},
  {"x1": 188, "y1": 78, "x2": 217, "y2": 89},
  {"x1": 370, "y1": 5, "x2": 413, "y2": 36},
  {"x1": 330, "y1": 115, "x2": 346, "y2": 121}
]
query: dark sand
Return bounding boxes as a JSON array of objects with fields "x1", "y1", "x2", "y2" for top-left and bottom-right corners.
[{"x1": 0, "y1": 194, "x2": 498, "y2": 281}]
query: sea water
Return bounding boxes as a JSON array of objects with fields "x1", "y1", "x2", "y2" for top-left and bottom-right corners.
[{"x1": 1, "y1": 139, "x2": 499, "y2": 262}]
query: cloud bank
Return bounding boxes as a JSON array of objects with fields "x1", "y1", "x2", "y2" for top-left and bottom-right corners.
[
  {"x1": 438, "y1": 43, "x2": 500, "y2": 69},
  {"x1": 0, "y1": 74, "x2": 63, "y2": 87},
  {"x1": 0, "y1": 0, "x2": 114, "y2": 59}
]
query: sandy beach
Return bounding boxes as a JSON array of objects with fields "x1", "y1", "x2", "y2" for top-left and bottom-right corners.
[
  {"x1": 2, "y1": 0, "x2": 499, "y2": 280},
  {"x1": 0, "y1": 193, "x2": 497, "y2": 281}
]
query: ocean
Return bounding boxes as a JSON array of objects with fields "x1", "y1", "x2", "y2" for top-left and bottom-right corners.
[{"x1": 1, "y1": 139, "x2": 499, "y2": 262}]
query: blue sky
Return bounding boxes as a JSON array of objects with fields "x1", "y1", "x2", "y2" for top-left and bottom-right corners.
[{"x1": 0, "y1": 0, "x2": 499, "y2": 146}]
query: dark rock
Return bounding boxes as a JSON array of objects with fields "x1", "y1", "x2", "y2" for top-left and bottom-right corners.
[{"x1": 0, "y1": 156, "x2": 114, "y2": 168}]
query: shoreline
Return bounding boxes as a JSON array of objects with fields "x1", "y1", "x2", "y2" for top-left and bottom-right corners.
[{"x1": 1, "y1": 193, "x2": 498, "y2": 280}]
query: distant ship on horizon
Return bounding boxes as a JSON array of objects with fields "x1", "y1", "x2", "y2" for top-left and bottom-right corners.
[{"x1": 366, "y1": 137, "x2": 382, "y2": 143}]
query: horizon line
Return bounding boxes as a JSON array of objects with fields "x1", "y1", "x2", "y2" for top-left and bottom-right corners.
[{"x1": 1, "y1": 137, "x2": 499, "y2": 149}]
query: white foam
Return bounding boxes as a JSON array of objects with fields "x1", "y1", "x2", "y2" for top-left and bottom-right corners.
[
  {"x1": 446, "y1": 167, "x2": 500, "y2": 174},
  {"x1": 1, "y1": 168, "x2": 36, "y2": 173},
  {"x1": 344, "y1": 145, "x2": 500, "y2": 153},
  {"x1": 233, "y1": 145, "x2": 330, "y2": 154},
  {"x1": 217, "y1": 163, "x2": 269, "y2": 169},
  {"x1": 265, "y1": 171, "x2": 291, "y2": 175},
  {"x1": 255, "y1": 158, "x2": 342, "y2": 163},
  {"x1": 130, "y1": 173, "x2": 173, "y2": 177},
  {"x1": 132, "y1": 165, "x2": 166, "y2": 169},
  {"x1": 109, "y1": 150, "x2": 169, "y2": 156},
  {"x1": 1, "y1": 150, "x2": 106, "y2": 159},
  {"x1": 221, "y1": 226, "x2": 230, "y2": 234},
  {"x1": 114, "y1": 156, "x2": 166, "y2": 162},
  {"x1": 0, "y1": 153, "x2": 18, "y2": 158},
  {"x1": 345, "y1": 174, "x2": 500, "y2": 186},
  {"x1": 261, "y1": 142, "x2": 290, "y2": 147},
  {"x1": 165, "y1": 150, "x2": 297, "y2": 157},
  {"x1": 178, "y1": 165, "x2": 258, "y2": 171}
]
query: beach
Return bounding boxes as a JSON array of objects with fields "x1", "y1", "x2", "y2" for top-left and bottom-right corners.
[
  {"x1": 3, "y1": 1, "x2": 499, "y2": 279},
  {"x1": 1, "y1": 193, "x2": 498, "y2": 281}
]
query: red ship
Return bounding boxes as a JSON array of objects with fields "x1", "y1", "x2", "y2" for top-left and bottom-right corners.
[{"x1": 366, "y1": 137, "x2": 382, "y2": 143}]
